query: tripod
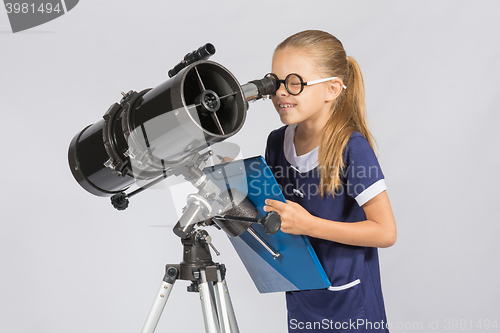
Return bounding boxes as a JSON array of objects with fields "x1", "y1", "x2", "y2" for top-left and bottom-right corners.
[
  {"x1": 141, "y1": 228, "x2": 239, "y2": 333},
  {"x1": 108, "y1": 151, "x2": 281, "y2": 333}
]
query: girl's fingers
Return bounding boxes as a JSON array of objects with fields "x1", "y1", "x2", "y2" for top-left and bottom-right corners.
[{"x1": 265, "y1": 199, "x2": 287, "y2": 209}]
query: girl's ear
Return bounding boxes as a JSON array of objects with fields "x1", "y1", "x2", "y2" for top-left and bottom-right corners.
[{"x1": 325, "y1": 79, "x2": 344, "y2": 102}]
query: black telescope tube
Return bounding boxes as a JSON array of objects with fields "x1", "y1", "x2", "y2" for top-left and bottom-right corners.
[
  {"x1": 168, "y1": 43, "x2": 216, "y2": 78},
  {"x1": 69, "y1": 60, "x2": 247, "y2": 197}
]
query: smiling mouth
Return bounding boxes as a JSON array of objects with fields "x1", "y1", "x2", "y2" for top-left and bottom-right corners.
[{"x1": 278, "y1": 103, "x2": 296, "y2": 110}]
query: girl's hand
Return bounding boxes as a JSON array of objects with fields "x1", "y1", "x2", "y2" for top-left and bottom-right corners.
[{"x1": 263, "y1": 199, "x2": 313, "y2": 235}]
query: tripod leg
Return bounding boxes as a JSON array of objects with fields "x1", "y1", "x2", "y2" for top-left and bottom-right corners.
[
  {"x1": 213, "y1": 268, "x2": 240, "y2": 333},
  {"x1": 141, "y1": 266, "x2": 178, "y2": 333},
  {"x1": 199, "y1": 269, "x2": 221, "y2": 333}
]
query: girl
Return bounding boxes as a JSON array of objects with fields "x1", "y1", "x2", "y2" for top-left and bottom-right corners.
[{"x1": 263, "y1": 30, "x2": 396, "y2": 332}]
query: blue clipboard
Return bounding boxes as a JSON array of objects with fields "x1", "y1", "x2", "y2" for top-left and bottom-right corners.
[{"x1": 204, "y1": 156, "x2": 331, "y2": 293}]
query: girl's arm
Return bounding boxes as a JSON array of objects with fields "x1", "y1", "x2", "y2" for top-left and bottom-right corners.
[{"x1": 263, "y1": 191, "x2": 397, "y2": 248}]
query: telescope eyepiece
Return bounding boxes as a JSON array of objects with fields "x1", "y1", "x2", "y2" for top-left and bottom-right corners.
[
  {"x1": 242, "y1": 74, "x2": 279, "y2": 101},
  {"x1": 168, "y1": 43, "x2": 216, "y2": 78},
  {"x1": 251, "y1": 74, "x2": 279, "y2": 96},
  {"x1": 185, "y1": 43, "x2": 216, "y2": 64}
]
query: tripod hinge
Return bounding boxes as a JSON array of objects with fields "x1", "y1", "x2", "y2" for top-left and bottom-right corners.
[{"x1": 163, "y1": 265, "x2": 179, "y2": 284}]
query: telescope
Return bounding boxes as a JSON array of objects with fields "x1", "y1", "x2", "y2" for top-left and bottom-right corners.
[
  {"x1": 67, "y1": 44, "x2": 280, "y2": 333},
  {"x1": 68, "y1": 43, "x2": 276, "y2": 198}
]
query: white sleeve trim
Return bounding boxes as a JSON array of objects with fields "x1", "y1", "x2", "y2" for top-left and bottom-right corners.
[
  {"x1": 328, "y1": 279, "x2": 361, "y2": 291},
  {"x1": 355, "y1": 179, "x2": 387, "y2": 206}
]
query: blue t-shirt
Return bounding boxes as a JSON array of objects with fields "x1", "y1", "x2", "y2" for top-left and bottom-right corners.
[{"x1": 265, "y1": 125, "x2": 389, "y2": 333}]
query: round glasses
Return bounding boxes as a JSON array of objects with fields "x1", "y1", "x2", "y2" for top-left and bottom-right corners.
[{"x1": 266, "y1": 73, "x2": 339, "y2": 96}]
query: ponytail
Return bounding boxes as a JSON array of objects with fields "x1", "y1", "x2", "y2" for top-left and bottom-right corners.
[{"x1": 318, "y1": 56, "x2": 374, "y2": 197}]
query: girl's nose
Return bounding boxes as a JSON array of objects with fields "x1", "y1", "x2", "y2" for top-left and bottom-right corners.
[{"x1": 276, "y1": 83, "x2": 289, "y2": 96}]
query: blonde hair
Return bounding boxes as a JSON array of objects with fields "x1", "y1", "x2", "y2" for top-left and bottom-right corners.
[{"x1": 275, "y1": 30, "x2": 375, "y2": 197}]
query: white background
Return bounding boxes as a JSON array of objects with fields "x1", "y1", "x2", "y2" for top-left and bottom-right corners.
[{"x1": 1, "y1": 1, "x2": 499, "y2": 332}]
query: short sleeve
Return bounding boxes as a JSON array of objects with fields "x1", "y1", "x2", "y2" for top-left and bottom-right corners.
[{"x1": 344, "y1": 134, "x2": 387, "y2": 206}]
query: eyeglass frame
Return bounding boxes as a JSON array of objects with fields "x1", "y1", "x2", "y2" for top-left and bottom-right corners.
[{"x1": 266, "y1": 73, "x2": 344, "y2": 96}]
